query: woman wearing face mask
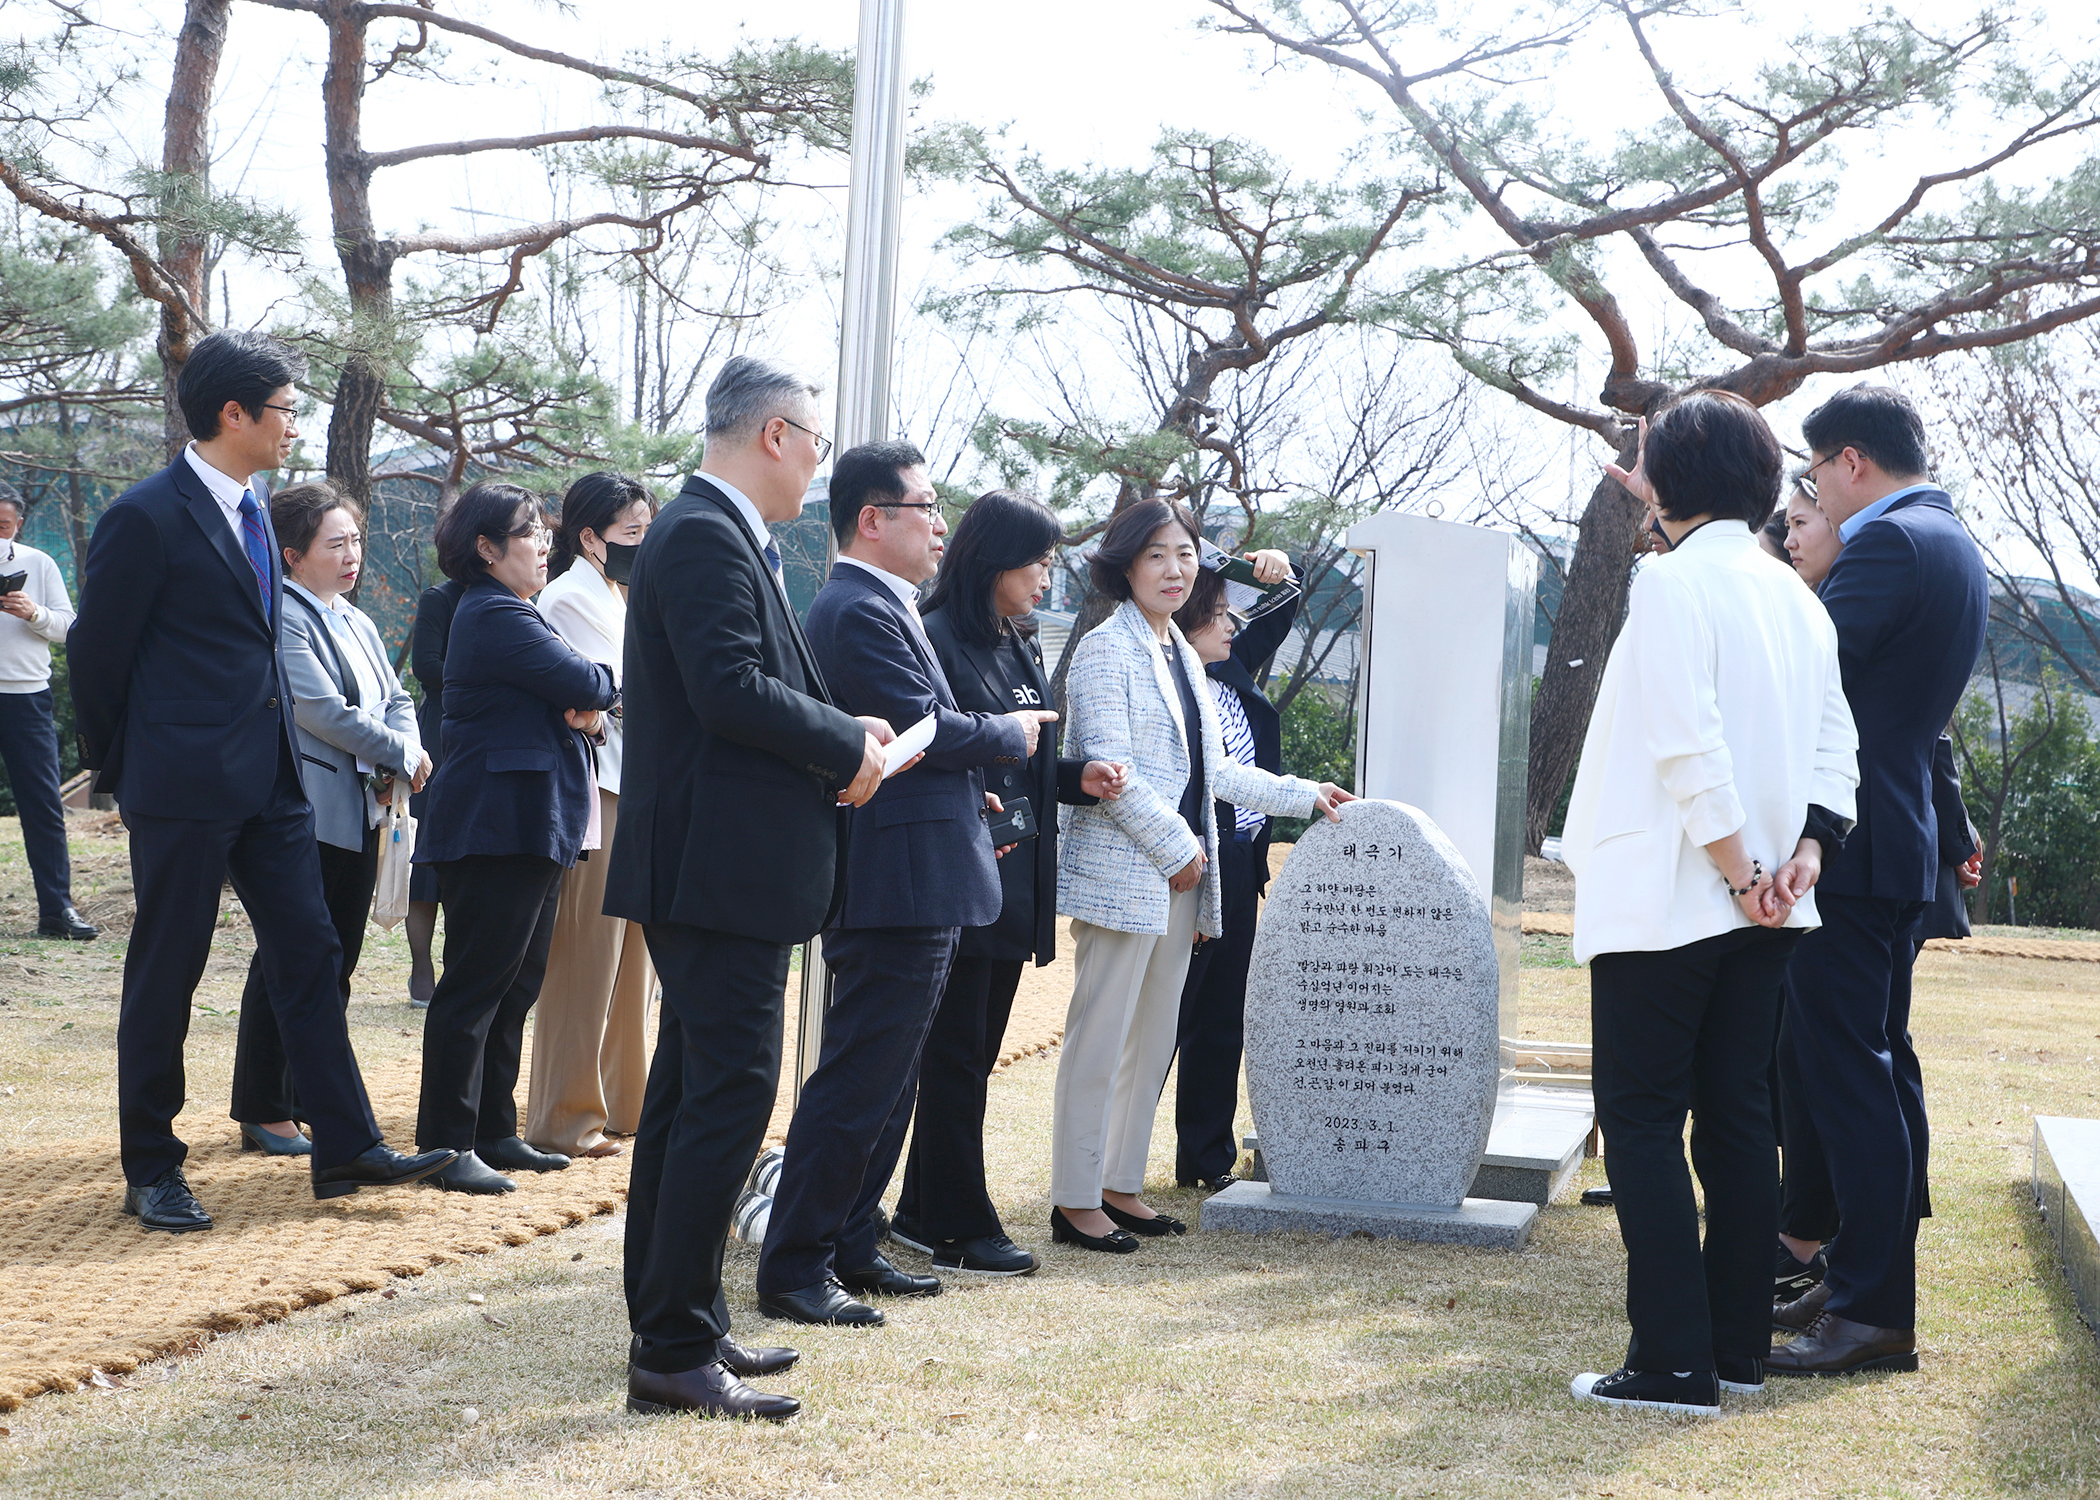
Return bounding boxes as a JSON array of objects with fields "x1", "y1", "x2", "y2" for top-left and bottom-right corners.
[
  {"x1": 523, "y1": 472, "x2": 658, "y2": 1161},
  {"x1": 1050, "y1": 499, "x2": 1354, "y2": 1251}
]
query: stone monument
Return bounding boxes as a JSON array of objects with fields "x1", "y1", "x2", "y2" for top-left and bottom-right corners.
[{"x1": 1202, "y1": 800, "x2": 1538, "y2": 1248}]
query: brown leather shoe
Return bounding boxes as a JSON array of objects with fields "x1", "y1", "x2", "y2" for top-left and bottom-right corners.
[
  {"x1": 1773, "y1": 1280, "x2": 1831, "y2": 1333},
  {"x1": 626, "y1": 1360, "x2": 799, "y2": 1420},
  {"x1": 1765, "y1": 1311, "x2": 1917, "y2": 1376}
]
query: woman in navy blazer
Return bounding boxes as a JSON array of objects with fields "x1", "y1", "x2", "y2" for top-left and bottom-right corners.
[{"x1": 412, "y1": 482, "x2": 617, "y2": 1194}]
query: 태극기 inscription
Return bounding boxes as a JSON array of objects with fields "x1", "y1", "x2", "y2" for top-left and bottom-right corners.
[{"x1": 1243, "y1": 799, "x2": 1501, "y2": 1208}]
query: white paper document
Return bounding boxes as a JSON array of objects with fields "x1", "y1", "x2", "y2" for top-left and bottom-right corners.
[{"x1": 881, "y1": 712, "x2": 938, "y2": 777}]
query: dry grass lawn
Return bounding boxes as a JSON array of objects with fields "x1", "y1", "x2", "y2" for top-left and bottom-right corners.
[{"x1": 2, "y1": 821, "x2": 2099, "y2": 1497}]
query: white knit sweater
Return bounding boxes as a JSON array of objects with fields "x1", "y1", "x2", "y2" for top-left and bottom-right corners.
[{"x1": 0, "y1": 540, "x2": 74, "y2": 693}]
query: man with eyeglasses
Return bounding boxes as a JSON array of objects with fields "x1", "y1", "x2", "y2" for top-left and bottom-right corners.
[
  {"x1": 70, "y1": 331, "x2": 457, "y2": 1235},
  {"x1": 0, "y1": 481, "x2": 94, "y2": 941},
  {"x1": 754, "y1": 441, "x2": 1052, "y2": 1331},
  {"x1": 1764, "y1": 384, "x2": 1986, "y2": 1378}
]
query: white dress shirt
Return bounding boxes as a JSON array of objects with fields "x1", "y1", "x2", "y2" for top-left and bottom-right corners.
[
  {"x1": 702, "y1": 473, "x2": 788, "y2": 597},
  {"x1": 183, "y1": 443, "x2": 258, "y2": 544},
  {"x1": 1561, "y1": 523, "x2": 1859, "y2": 963}
]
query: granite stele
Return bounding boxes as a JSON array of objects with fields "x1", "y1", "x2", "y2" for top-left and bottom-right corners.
[{"x1": 1201, "y1": 799, "x2": 1538, "y2": 1248}]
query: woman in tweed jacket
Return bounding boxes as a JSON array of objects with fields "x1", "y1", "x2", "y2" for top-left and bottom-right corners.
[{"x1": 1051, "y1": 500, "x2": 1352, "y2": 1251}]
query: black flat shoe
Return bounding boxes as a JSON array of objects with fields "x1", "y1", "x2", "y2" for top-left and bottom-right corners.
[
  {"x1": 477, "y1": 1135, "x2": 570, "y2": 1173},
  {"x1": 718, "y1": 1336, "x2": 799, "y2": 1378},
  {"x1": 1049, "y1": 1206, "x2": 1140, "y2": 1254},
  {"x1": 627, "y1": 1360, "x2": 799, "y2": 1421},
  {"x1": 1101, "y1": 1202, "x2": 1186, "y2": 1237},
  {"x1": 239, "y1": 1122, "x2": 314, "y2": 1157},
  {"x1": 933, "y1": 1234, "x2": 1037, "y2": 1276},
  {"x1": 756, "y1": 1278, "x2": 885, "y2": 1327},
  {"x1": 1175, "y1": 1173, "x2": 1236, "y2": 1192},
  {"x1": 37, "y1": 906, "x2": 97, "y2": 941},
  {"x1": 123, "y1": 1168, "x2": 212, "y2": 1232},
  {"x1": 414, "y1": 1150, "x2": 514, "y2": 1196},
  {"x1": 836, "y1": 1253, "x2": 941, "y2": 1299},
  {"x1": 315, "y1": 1143, "x2": 460, "y2": 1199}
]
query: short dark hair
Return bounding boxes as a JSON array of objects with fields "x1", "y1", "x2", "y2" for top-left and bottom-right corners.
[
  {"x1": 0, "y1": 481, "x2": 22, "y2": 520},
  {"x1": 1172, "y1": 563, "x2": 1229, "y2": 636},
  {"x1": 434, "y1": 481, "x2": 542, "y2": 584},
  {"x1": 550, "y1": 471, "x2": 655, "y2": 580},
  {"x1": 269, "y1": 479, "x2": 363, "y2": 557},
  {"x1": 1801, "y1": 383, "x2": 1929, "y2": 479},
  {"x1": 921, "y1": 488, "x2": 1063, "y2": 648},
  {"x1": 1640, "y1": 390, "x2": 1783, "y2": 527},
  {"x1": 828, "y1": 440, "x2": 928, "y2": 548},
  {"x1": 176, "y1": 331, "x2": 304, "y2": 442},
  {"x1": 1087, "y1": 498, "x2": 1202, "y2": 600}
]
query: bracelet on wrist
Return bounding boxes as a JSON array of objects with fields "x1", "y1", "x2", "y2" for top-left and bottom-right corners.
[{"x1": 1724, "y1": 859, "x2": 1766, "y2": 898}]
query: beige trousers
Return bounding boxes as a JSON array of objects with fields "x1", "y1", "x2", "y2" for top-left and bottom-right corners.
[
  {"x1": 524, "y1": 788, "x2": 655, "y2": 1154},
  {"x1": 1050, "y1": 886, "x2": 1201, "y2": 1208}
]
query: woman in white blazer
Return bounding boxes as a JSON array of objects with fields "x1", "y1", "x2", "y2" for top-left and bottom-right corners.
[
  {"x1": 1562, "y1": 392, "x2": 1859, "y2": 1418},
  {"x1": 523, "y1": 472, "x2": 657, "y2": 1159},
  {"x1": 230, "y1": 480, "x2": 429, "y2": 1155},
  {"x1": 1051, "y1": 499, "x2": 1352, "y2": 1251}
]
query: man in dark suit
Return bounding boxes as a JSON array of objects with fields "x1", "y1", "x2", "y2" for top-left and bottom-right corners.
[
  {"x1": 1767, "y1": 385, "x2": 1987, "y2": 1376},
  {"x1": 607, "y1": 357, "x2": 890, "y2": 1422},
  {"x1": 754, "y1": 441, "x2": 1048, "y2": 1327},
  {"x1": 68, "y1": 331, "x2": 455, "y2": 1233}
]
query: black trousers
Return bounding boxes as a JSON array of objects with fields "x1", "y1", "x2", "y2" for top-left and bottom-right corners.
[
  {"x1": 1781, "y1": 895, "x2": 1930, "y2": 1330},
  {"x1": 626, "y1": 923, "x2": 791, "y2": 1375},
  {"x1": 117, "y1": 746, "x2": 381, "y2": 1184},
  {"x1": 415, "y1": 854, "x2": 563, "y2": 1152},
  {"x1": 0, "y1": 687, "x2": 72, "y2": 922},
  {"x1": 895, "y1": 956, "x2": 1023, "y2": 1242},
  {"x1": 1775, "y1": 966, "x2": 1841, "y2": 1242},
  {"x1": 1592, "y1": 925, "x2": 1799, "y2": 1373},
  {"x1": 230, "y1": 825, "x2": 380, "y2": 1123},
  {"x1": 757, "y1": 924, "x2": 957, "y2": 1296},
  {"x1": 1173, "y1": 835, "x2": 1262, "y2": 1183}
]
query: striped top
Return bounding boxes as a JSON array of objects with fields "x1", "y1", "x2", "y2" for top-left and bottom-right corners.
[{"x1": 1210, "y1": 679, "x2": 1266, "y2": 836}]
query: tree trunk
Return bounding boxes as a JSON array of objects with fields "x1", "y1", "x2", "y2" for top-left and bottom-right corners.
[
  {"x1": 318, "y1": 1, "x2": 392, "y2": 516},
  {"x1": 156, "y1": 0, "x2": 229, "y2": 462},
  {"x1": 1523, "y1": 432, "x2": 1643, "y2": 853},
  {"x1": 55, "y1": 401, "x2": 90, "y2": 573}
]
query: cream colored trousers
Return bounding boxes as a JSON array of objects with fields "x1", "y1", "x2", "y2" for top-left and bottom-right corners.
[
  {"x1": 1051, "y1": 886, "x2": 1201, "y2": 1208},
  {"x1": 524, "y1": 788, "x2": 656, "y2": 1155}
]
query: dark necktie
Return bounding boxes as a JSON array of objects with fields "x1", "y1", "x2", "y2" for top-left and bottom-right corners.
[
  {"x1": 763, "y1": 537, "x2": 784, "y2": 591},
  {"x1": 237, "y1": 490, "x2": 273, "y2": 620}
]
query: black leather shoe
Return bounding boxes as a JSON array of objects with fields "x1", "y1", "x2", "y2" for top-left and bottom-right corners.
[
  {"x1": 413, "y1": 1150, "x2": 513, "y2": 1196},
  {"x1": 1102, "y1": 1202, "x2": 1186, "y2": 1237},
  {"x1": 123, "y1": 1168, "x2": 211, "y2": 1232},
  {"x1": 1775, "y1": 1238, "x2": 1828, "y2": 1298},
  {"x1": 934, "y1": 1234, "x2": 1037, "y2": 1276},
  {"x1": 36, "y1": 906, "x2": 97, "y2": 941},
  {"x1": 718, "y1": 1336, "x2": 799, "y2": 1378},
  {"x1": 1175, "y1": 1173, "x2": 1236, "y2": 1192},
  {"x1": 837, "y1": 1253, "x2": 941, "y2": 1298},
  {"x1": 314, "y1": 1143, "x2": 460, "y2": 1200},
  {"x1": 756, "y1": 1279, "x2": 885, "y2": 1327},
  {"x1": 627, "y1": 1360, "x2": 798, "y2": 1421},
  {"x1": 239, "y1": 1122, "x2": 314, "y2": 1157},
  {"x1": 476, "y1": 1135, "x2": 570, "y2": 1173},
  {"x1": 1049, "y1": 1206, "x2": 1139, "y2": 1254}
]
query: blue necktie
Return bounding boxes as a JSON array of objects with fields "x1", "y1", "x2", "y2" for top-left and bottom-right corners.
[
  {"x1": 763, "y1": 537, "x2": 783, "y2": 583},
  {"x1": 237, "y1": 490, "x2": 273, "y2": 620}
]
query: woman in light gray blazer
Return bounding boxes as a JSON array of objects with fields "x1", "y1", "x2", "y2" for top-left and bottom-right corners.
[
  {"x1": 1051, "y1": 499, "x2": 1352, "y2": 1251},
  {"x1": 229, "y1": 480, "x2": 429, "y2": 1156}
]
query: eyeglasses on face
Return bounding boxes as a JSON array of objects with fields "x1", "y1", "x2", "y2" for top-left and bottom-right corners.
[
  {"x1": 779, "y1": 416, "x2": 833, "y2": 463},
  {"x1": 259, "y1": 402, "x2": 299, "y2": 420},
  {"x1": 1798, "y1": 451, "x2": 1840, "y2": 501}
]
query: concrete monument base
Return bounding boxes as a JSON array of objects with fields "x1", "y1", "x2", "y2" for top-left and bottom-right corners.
[
  {"x1": 1200, "y1": 1179, "x2": 1537, "y2": 1250},
  {"x1": 1473, "y1": 1084, "x2": 1594, "y2": 1206}
]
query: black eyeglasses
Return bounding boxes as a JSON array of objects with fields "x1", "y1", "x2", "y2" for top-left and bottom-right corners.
[
  {"x1": 1798, "y1": 451, "x2": 1839, "y2": 501},
  {"x1": 260, "y1": 402, "x2": 299, "y2": 420},
  {"x1": 878, "y1": 501, "x2": 940, "y2": 514},
  {"x1": 780, "y1": 416, "x2": 833, "y2": 463}
]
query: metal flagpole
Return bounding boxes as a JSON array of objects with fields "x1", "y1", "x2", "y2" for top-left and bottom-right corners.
[{"x1": 795, "y1": 0, "x2": 910, "y2": 1105}]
